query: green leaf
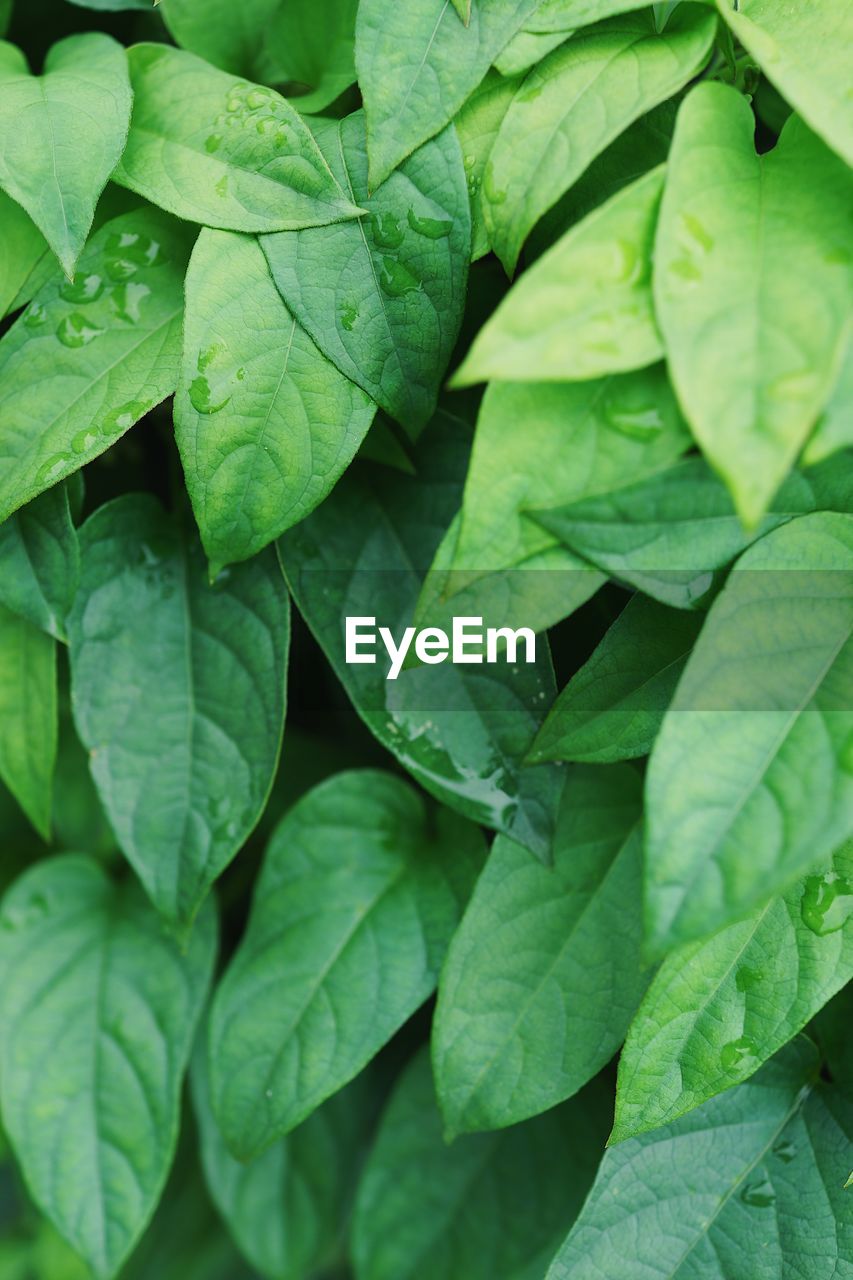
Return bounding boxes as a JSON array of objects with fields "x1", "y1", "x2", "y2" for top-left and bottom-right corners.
[
  {"x1": 528, "y1": 595, "x2": 702, "y2": 764},
  {"x1": 0, "y1": 855, "x2": 217, "y2": 1280},
  {"x1": 0, "y1": 206, "x2": 194, "y2": 525},
  {"x1": 279, "y1": 411, "x2": 563, "y2": 856},
  {"x1": 355, "y1": 0, "x2": 538, "y2": 190},
  {"x1": 193, "y1": 1041, "x2": 377, "y2": 1280},
  {"x1": 66, "y1": 0, "x2": 152, "y2": 8},
  {"x1": 645, "y1": 511, "x2": 853, "y2": 955},
  {"x1": 534, "y1": 455, "x2": 853, "y2": 609},
  {"x1": 654, "y1": 84, "x2": 853, "y2": 526},
  {"x1": 114, "y1": 44, "x2": 364, "y2": 233},
  {"x1": 0, "y1": 35, "x2": 132, "y2": 276},
  {"x1": 495, "y1": 28, "x2": 572, "y2": 77},
  {"x1": 0, "y1": 484, "x2": 79, "y2": 640},
  {"x1": 159, "y1": 0, "x2": 281, "y2": 75},
  {"x1": 0, "y1": 605, "x2": 56, "y2": 838},
  {"x1": 0, "y1": 0, "x2": 9, "y2": 36},
  {"x1": 0, "y1": 190, "x2": 48, "y2": 319},
  {"x1": 804, "y1": 343, "x2": 853, "y2": 466},
  {"x1": 547, "y1": 1039, "x2": 852, "y2": 1280},
  {"x1": 614, "y1": 840, "x2": 853, "y2": 1143},
  {"x1": 433, "y1": 764, "x2": 647, "y2": 1136},
  {"x1": 526, "y1": 0, "x2": 669, "y2": 30},
  {"x1": 455, "y1": 166, "x2": 665, "y2": 384},
  {"x1": 175, "y1": 229, "x2": 375, "y2": 573},
  {"x1": 417, "y1": 371, "x2": 690, "y2": 640},
  {"x1": 261, "y1": 0, "x2": 358, "y2": 113},
  {"x1": 450, "y1": 0, "x2": 471, "y2": 23},
  {"x1": 262, "y1": 111, "x2": 470, "y2": 433},
  {"x1": 208, "y1": 771, "x2": 485, "y2": 1158},
  {"x1": 454, "y1": 71, "x2": 521, "y2": 262},
  {"x1": 717, "y1": 0, "x2": 853, "y2": 166},
  {"x1": 483, "y1": 7, "x2": 716, "y2": 272},
  {"x1": 353, "y1": 1049, "x2": 611, "y2": 1280},
  {"x1": 67, "y1": 494, "x2": 289, "y2": 932}
]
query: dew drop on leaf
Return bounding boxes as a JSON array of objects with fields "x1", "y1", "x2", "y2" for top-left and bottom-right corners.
[
  {"x1": 800, "y1": 872, "x2": 853, "y2": 936},
  {"x1": 407, "y1": 208, "x2": 453, "y2": 239},
  {"x1": 59, "y1": 274, "x2": 105, "y2": 305},
  {"x1": 740, "y1": 1173, "x2": 776, "y2": 1208},
  {"x1": 57, "y1": 313, "x2": 105, "y2": 348},
  {"x1": 720, "y1": 1035, "x2": 758, "y2": 1071}
]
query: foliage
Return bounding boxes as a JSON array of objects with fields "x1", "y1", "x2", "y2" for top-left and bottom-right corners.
[{"x1": 0, "y1": 1, "x2": 850, "y2": 1278}]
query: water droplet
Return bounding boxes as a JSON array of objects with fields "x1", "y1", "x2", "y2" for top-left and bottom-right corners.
[
  {"x1": 24, "y1": 301, "x2": 48, "y2": 328},
  {"x1": 669, "y1": 256, "x2": 702, "y2": 283},
  {"x1": 407, "y1": 208, "x2": 452, "y2": 239},
  {"x1": 379, "y1": 257, "x2": 420, "y2": 298},
  {"x1": 341, "y1": 301, "x2": 359, "y2": 332},
  {"x1": 102, "y1": 400, "x2": 147, "y2": 435},
  {"x1": 215, "y1": 174, "x2": 229, "y2": 198},
  {"x1": 71, "y1": 427, "x2": 99, "y2": 454},
  {"x1": 735, "y1": 965, "x2": 762, "y2": 993},
  {"x1": 190, "y1": 376, "x2": 231, "y2": 415},
  {"x1": 371, "y1": 212, "x2": 405, "y2": 249},
  {"x1": 60, "y1": 273, "x2": 104, "y2": 305},
  {"x1": 57, "y1": 313, "x2": 105, "y2": 348},
  {"x1": 111, "y1": 282, "x2": 151, "y2": 325},
  {"x1": 603, "y1": 396, "x2": 665, "y2": 440},
  {"x1": 801, "y1": 871, "x2": 853, "y2": 936},
  {"x1": 247, "y1": 88, "x2": 271, "y2": 109},
  {"x1": 772, "y1": 1138, "x2": 796, "y2": 1164},
  {"x1": 720, "y1": 1035, "x2": 758, "y2": 1071},
  {"x1": 35, "y1": 454, "x2": 70, "y2": 486},
  {"x1": 740, "y1": 1173, "x2": 775, "y2": 1208},
  {"x1": 483, "y1": 167, "x2": 507, "y2": 206},
  {"x1": 105, "y1": 232, "x2": 162, "y2": 280},
  {"x1": 681, "y1": 213, "x2": 714, "y2": 253},
  {"x1": 205, "y1": 133, "x2": 223, "y2": 153}
]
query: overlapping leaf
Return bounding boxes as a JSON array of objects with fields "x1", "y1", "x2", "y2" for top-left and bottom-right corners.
[
  {"x1": 0, "y1": 484, "x2": 79, "y2": 640},
  {"x1": 0, "y1": 606, "x2": 56, "y2": 838},
  {"x1": 0, "y1": 191, "x2": 48, "y2": 319}
]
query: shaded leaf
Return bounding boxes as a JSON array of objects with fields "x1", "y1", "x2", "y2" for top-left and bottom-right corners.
[
  {"x1": 0, "y1": 189, "x2": 47, "y2": 319},
  {"x1": 0, "y1": 484, "x2": 79, "y2": 640},
  {"x1": 0, "y1": 605, "x2": 56, "y2": 838}
]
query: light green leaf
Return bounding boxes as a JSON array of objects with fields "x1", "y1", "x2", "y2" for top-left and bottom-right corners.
[
  {"x1": 548, "y1": 1039, "x2": 852, "y2": 1280},
  {"x1": 417, "y1": 370, "x2": 690, "y2": 640},
  {"x1": 354, "y1": 1049, "x2": 611, "y2": 1280},
  {"x1": 804, "y1": 343, "x2": 853, "y2": 466},
  {"x1": 355, "y1": 0, "x2": 539, "y2": 190},
  {"x1": 115, "y1": 44, "x2": 363, "y2": 233},
  {"x1": 528, "y1": 595, "x2": 702, "y2": 764},
  {"x1": 279, "y1": 411, "x2": 563, "y2": 857},
  {"x1": 483, "y1": 7, "x2": 716, "y2": 272},
  {"x1": 455, "y1": 70, "x2": 521, "y2": 262},
  {"x1": 0, "y1": 190, "x2": 48, "y2": 319},
  {"x1": 261, "y1": 0, "x2": 358, "y2": 113},
  {"x1": 433, "y1": 764, "x2": 647, "y2": 1136},
  {"x1": 495, "y1": 28, "x2": 571, "y2": 77},
  {"x1": 193, "y1": 1041, "x2": 377, "y2": 1280},
  {"x1": 263, "y1": 111, "x2": 469, "y2": 433},
  {"x1": 450, "y1": 0, "x2": 471, "y2": 22},
  {"x1": 160, "y1": 0, "x2": 281, "y2": 75},
  {"x1": 208, "y1": 771, "x2": 485, "y2": 1158},
  {"x1": 526, "y1": 0, "x2": 668, "y2": 31},
  {"x1": 534, "y1": 455, "x2": 853, "y2": 609},
  {"x1": 654, "y1": 84, "x2": 853, "y2": 526},
  {"x1": 0, "y1": 484, "x2": 79, "y2": 640},
  {"x1": 175, "y1": 229, "x2": 375, "y2": 573},
  {"x1": 0, "y1": 605, "x2": 56, "y2": 838},
  {"x1": 645, "y1": 511, "x2": 853, "y2": 956},
  {"x1": 0, "y1": 35, "x2": 131, "y2": 276},
  {"x1": 67, "y1": 494, "x2": 289, "y2": 933},
  {"x1": 0, "y1": 856, "x2": 217, "y2": 1280},
  {"x1": 614, "y1": 840, "x2": 853, "y2": 1142},
  {"x1": 717, "y1": 0, "x2": 853, "y2": 166},
  {"x1": 0, "y1": 206, "x2": 194, "y2": 525},
  {"x1": 456, "y1": 166, "x2": 664, "y2": 384}
]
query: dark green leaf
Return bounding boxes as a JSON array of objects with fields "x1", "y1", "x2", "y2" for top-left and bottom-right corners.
[
  {"x1": 0, "y1": 484, "x2": 79, "y2": 640},
  {"x1": 0, "y1": 605, "x2": 56, "y2": 838}
]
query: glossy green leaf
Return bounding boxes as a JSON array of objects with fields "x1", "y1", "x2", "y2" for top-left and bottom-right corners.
[
  {"x1": 160, "y1": 0, "x2": 280, "y2": 75},
  {"x1": 535, "y1": 455, "x2": 853, "y2": 609},
  {"x1": 417, "y1": 371, "x2": 690, "y2": 641},
  {"x1": 67, "y1": 494, "x2": 289, "y2": 932},
  {"x1": 548, "y1": 1039, "x2": 852, "y2": 1280},
  {"x1": 263, "y1": 111, "x2": 469, "y2": 433},
  {"x1": 645, "y1": 512, "x2": 853, "y2": 955},
  {"x1": 353, "y1": 1049, "x2": 611, "y2": 1280},
  {"x1": 526, "y1": 0, "x2": 667, "y2": 30},
  {"x1": 717, "y1": 0, "x2": 853, "y2": 166},
  {"x1": 0, "y1": 856, "x2": 217, "y2": 1280},
  {"x1": 0, "y1": 35, "x2": 132, "y2": 275},
  {"x1": 454, "y1": 71, "x2": 520, "y2": 262},
  {"x1": 483, "y1": 7, "x2": 716, "y2": 272},
  {"x1": 614, "y1": 840, "x2": 853, "y2": 1142},
  {"x1": 115, "y1": 44, "x2": 363, "y2": 233},
  {"x1": 0, "y1": 190, "x2": 48, "y2": 319},
  {"x1": 456, "y1": 166, "x2": 664, "y2": 383},
  {"x1": 193, "y1": 1038, "x2": 376, "y2": 1280},
  {"x1": 175, "y1": 229, "x2": 375, "y2": 573},
  {"x1": 0, "y1": 605, "x2": 56, "y2": 838},
  {"x1": 355, "y1": 0, "x2": 538, "y2": 190},
  {"x1": 528, "y1": 595, "x2": 703, "y2": 764},
  {"x1": 208, "y1": 771, "x2": 485, "y2": 1158},
  {"x1": 804, "y1": 344, "x2": 853, "y2": 466},
  {"x1": 654, "y1": 84, "x2": 853, "y2": 526},
  {"x1": 495, "y1": 27, "x2": 571, "y2": 77},
  {"x1": 262, "y1": 0, "x2": 358, "y2": 113},
  {"x1": 433, "y1": 764, "x2": 647, "y2": 1136},
  {"x1": 0, "y1": 207, "x2": 194, "y2": 525},
  {"x1": 279, "y1": 411, "x2": 563, "y2": 857},
  {"x1": 0, "y1": 484, "x2": 79, "y2": 640}
]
